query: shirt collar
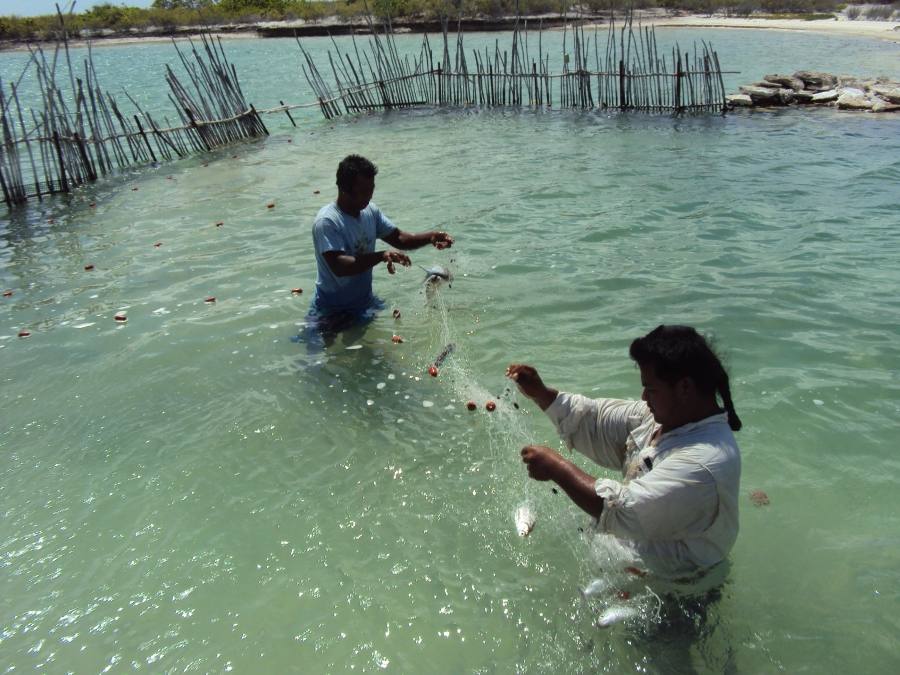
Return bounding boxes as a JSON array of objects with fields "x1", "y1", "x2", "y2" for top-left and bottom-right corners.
[{"x1": 659, "y1": 411, "x2": 729, "y2": 441}]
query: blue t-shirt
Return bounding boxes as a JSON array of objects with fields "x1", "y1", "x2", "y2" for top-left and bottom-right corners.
[{"x1": 312, "y1": 202, "x2": 397, "y2": 314}]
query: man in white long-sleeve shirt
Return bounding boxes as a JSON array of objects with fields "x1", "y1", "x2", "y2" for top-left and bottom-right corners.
[{"x1": 508, "y1": 325, "x2": 742, "y2": 579}]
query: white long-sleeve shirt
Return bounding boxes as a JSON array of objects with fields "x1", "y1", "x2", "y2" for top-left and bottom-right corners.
[{"x1": 545, "y1": 393, "x2": 741, "y2": 578}]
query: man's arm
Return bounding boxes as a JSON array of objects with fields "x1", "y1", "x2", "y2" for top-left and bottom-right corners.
[
  {"x1": 323, "y1": 249, "x2": 411, "y2": 277},
  {"x1": 507, "y1": 363, "x2": 644, "y2": 470},
  {"x1": 521, "y1": 445, "x2": 604, "y2": 518},
  {"x1": 382, "y1": 229, "x2": 453, "y2": 251}
]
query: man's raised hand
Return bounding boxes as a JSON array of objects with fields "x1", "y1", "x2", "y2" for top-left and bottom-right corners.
[
  {"x1": 430, "y1": 232, "x2": 453, "y2": 250},
  {"x1": 506, "y1": 363, "x2": 558, "y2": 410}
]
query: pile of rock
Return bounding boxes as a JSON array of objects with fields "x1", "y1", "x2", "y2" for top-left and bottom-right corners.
[{"x1": 727, "y1": 71, "x2": 900, "y2": 113}]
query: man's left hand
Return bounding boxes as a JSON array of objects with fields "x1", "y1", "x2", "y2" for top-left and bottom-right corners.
[{"x1": 430, "y1": 232, "x2": 453, "y2": 250}]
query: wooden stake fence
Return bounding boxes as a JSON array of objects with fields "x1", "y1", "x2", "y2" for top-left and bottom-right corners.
[
  {"x1": 297, "y1": 11, "x2": 733, "y2": 120},
  {"x1": 2, "y1": 8, "x2": 735, "y2": 211},
  {"x1": 0, "y1": 9, "x2": 268, "y2": 209}
]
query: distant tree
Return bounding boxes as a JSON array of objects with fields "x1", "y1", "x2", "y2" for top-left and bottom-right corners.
[
  {"x1": 82, "y1": 3, "x2": 128, "y2": 28},
  {"x1": 151, "y1": 0, "x2": 214, "y2": 8}
]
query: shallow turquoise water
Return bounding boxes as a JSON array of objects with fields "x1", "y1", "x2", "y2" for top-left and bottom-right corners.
[{"x1": 2, "y1": 28, "x2": 900, "y2": 673}]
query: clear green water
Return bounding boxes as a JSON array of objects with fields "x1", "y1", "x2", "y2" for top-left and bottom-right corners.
[{"x1": 2, "y1": 28, "x2": 899, "y2": 673}]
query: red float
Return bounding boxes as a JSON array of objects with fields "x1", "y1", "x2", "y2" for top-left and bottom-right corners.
[
  {"x1": 485, "y1": 401, "x2": 496, "y2": 412},
  {"x1": 391, "y1": 335, "x2": 404, "y2": 344},
  {"x1": 18, "y1": 330, "x2": 31, "y2": 338},
  {"x1": 428, "y1": 365, "x2": 438, "y2": 377},
  {"x1": 466, "y1": 401, "x2": 477, "y2": 411}
]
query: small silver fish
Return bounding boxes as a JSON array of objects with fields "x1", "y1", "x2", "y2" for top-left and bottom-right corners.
[
  {"x1": 420, "y1": 265, "x2": 452, "y2": 286},
  {"x1": 596, "y1": 604, "x2": 639, "y2": 628},
  {"x1": 515, "y1": 504, "x2": 536, "y2": 537}
]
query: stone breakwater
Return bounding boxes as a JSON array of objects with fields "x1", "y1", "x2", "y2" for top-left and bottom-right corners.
[{"x1": 727, "y1": 71, "x2": 900, "y2": 113}]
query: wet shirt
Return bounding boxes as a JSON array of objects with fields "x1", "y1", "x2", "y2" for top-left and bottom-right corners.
[
  {"x1": 312, "y1": 202, "x2": 397, "y2": 314},
  {"x1": 545, "y1": 393, "x2": 741, "y2": 578}
]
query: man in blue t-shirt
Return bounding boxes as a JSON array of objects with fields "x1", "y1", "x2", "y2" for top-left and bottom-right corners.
[{"x1": 310, "y1": 155, "x2": 453, "y2": 327}]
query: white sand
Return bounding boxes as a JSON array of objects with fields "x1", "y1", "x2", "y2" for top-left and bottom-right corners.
[{"x1": 639, "y1": 16, "x2": 900, "y2": 44}]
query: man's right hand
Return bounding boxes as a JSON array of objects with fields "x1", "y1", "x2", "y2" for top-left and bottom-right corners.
[
  {"x1": 383, "y1": 250, "x2": 411, "y2": 274},
  {"x1": 506, "y1": 364, "x2": 559, "y2": 411}
]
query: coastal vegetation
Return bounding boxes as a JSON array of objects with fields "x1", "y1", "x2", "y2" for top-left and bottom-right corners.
[{"x1": 0, "y1": 0, "x2": 898, "y2": 42}]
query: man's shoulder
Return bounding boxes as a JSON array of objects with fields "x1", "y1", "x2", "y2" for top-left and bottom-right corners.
[{"x1": 315, "y1": 202, "x2": 340, "y2": 222}]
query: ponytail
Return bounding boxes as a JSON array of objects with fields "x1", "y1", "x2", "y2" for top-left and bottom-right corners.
[{"x1": 716, "y1": 367, "x2": 742, "y2": 431}]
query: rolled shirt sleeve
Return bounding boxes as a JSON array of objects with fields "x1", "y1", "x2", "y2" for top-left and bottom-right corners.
[
  {"x1": 313, "y1": 216, "x2": 347, "y2": 254},
  {"x1": 545, "y1": 393, "x2": 649, "y2": 471},
  {"x1": 595, "y1": 451, "x2": 719, "y2": 542}
]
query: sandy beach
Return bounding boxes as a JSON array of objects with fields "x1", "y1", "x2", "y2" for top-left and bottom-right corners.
[{"x1": 644, "y1": 15, "x2": 900, "y2": 43}]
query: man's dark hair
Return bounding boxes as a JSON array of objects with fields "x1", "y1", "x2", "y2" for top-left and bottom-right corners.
[
  {"x1": 629, "y1": 325, "x2": 742, "y2": 431},
  {"x1": 336, "y1": 154, "x2": 377, "y2": 193}
]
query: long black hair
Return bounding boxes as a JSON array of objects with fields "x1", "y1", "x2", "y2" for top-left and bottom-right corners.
[{"x1": 629, "y1": 325, "x2": 742, "y2": 431}]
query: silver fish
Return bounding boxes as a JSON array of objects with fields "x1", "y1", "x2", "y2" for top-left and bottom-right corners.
[
  {"x1": 420, "y1": 265, "x2": 452, "y2": 286},
  {"x1": 515, "y1": 504, "x2": 536, "y2": 537},
  {"x1": 596, "y1": 604, "x2": 640, "y2": 628}
]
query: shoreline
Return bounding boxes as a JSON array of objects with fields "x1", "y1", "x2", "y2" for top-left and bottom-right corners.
[{"x1": 1, "y1": 13, "x2": 897, "y2": 52}]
